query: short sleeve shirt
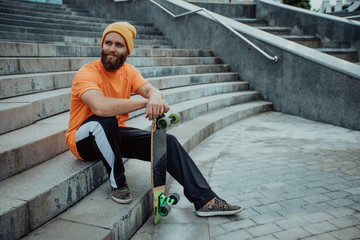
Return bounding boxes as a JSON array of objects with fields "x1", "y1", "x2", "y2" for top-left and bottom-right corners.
[{"x1": 65, "y1": 59, "x2": 148, "y2": 159}]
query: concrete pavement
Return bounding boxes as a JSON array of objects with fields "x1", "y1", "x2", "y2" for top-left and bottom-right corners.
[{"x1": 131, "y1": 112, "x2": 360, "y2": 240}]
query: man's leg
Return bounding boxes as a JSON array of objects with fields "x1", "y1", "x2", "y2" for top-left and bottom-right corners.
[
  {"x1": 75, "y1": 115, "x2": 131, "y2": 203},
  {"x1": 119, "y1": 126, "x2": 242, "y2": 215},
  {"x1": 117, "y1": 126, "x2": 217, "y2": 210}
]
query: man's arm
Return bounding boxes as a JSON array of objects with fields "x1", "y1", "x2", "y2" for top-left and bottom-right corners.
[
  {"x1": 136, "y1": 83, "x2": 170, "y2": 120},
  {"x1": 81, "y1": 89, "x2": 148, "y2": 117}
]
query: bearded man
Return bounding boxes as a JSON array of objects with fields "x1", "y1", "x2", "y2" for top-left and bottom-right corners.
[{"x1": 65, "y1": 22, "x2": 242, "y2": 217}]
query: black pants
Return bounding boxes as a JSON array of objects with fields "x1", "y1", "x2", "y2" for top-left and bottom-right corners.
[{"x1": 75, "y1": 115, "x2": 216, "y2": 210}]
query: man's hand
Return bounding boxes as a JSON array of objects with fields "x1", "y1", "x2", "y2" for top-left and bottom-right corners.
[
  {"x1": 137, "y1": 83, "x2": 170, "y2": 121},
  {"x1": 145, "y1": 98, "x2": 170, "y2": 121}
]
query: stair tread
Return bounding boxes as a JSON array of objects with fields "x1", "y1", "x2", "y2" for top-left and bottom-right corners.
[
  {"x1": 280, "y1": 35, "x2": 320, "y2": 39},
  {"x1": 316, "y1": 48, "x2": 358, "y2": 52}
]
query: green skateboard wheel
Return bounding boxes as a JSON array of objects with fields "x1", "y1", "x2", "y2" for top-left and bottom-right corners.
[
  {"x1": 170, "y1": 193, "x2": 180, "y2": 205},
  {"x1": 169, "y1": 113, "x2": 181, "y2": 124},
  {"x1": 160, "y1": 203, "x2": 171, "y2": 216},
  {"x1": 157, "y1": 117, "x2": 170, "y2": 129}
]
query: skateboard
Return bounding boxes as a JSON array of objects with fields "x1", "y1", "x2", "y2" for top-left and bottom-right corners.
[{"x1": 151, "y1": 113, "x2": 181, "y2": 224}]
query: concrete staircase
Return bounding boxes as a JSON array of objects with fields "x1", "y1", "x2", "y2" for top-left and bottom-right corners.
[
  {"x1": 0, "y1": 0, "x2": 272, "y2": 239},
  {"x1": 234, "y1": 18, "x2": 359, "y2": 63}
]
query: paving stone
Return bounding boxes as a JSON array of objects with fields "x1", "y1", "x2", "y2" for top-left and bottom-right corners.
[
  {"x1": 329, "y1": 227, "x2": 360, "y2": 240},
  {"x1": 221, "y1": 219, "x2": 256, "y2": 232},
  {"x1": 247, "y1": 223, "x2": 283, "y2": 237},
  {"x1": 303, "y1": 221, "x2": 339, "y2": 235},
  {"x1": 257, "y1": 195, "x2": 287, "y2": 205},
  {"x1": 326, "y1": 207, "x2": 357, "y2": 218},
  {"x1": 324, "y1": 191, "x2": 350, "y2": 199},
  {"x1": 303, "y1": 202, "x2": 335, "y2": 213},
  {"x1": 253, "y1": 203, "x2": 285, "y2": 214},
  {"x1": 276, "y1": 206, "x2": 310, "y2": 217},
  {"x1": 213, "y1": 229, "x2": 253, "y2": 240},
  {"x1": 302, "y1": 232, "x2": 338, "y2": 240},
  {"x1": 209, "y1": 225, "x2": 226, "y2": 237},
  {"x1": 275, "y1": 216, "x2": 310, "y2": 229},
  {"x1": 328, "y1": 215, "x2": 360, "y2": 228},
  {"x1": 346, "y1": 187, "x2": 360, "y2": 195},
  {"x1": 154, "y1": 223, "x2": 209, "y2": 240},
  {"x1": 252, "y1": 235, "x2": 278, "y2": 240},
  {"x1": 328, "y1": 198, "x2": 356, "y2": 208},
  {"x1": 302, "y1": 212, "x2": 335, "y2": 223},
  {"x1": 273, "y1": 227, "x2": 312, "y2": 240},
  {"x1": 350, "y1": 203, "x2": 360, "y2": 211},
  {"x1": 238, "y1": 199, "x2": 262, "y2": 208},
  {"x1": 279, "y1": 198, "x2": 309, "y2": 209},
  {"x1": 303, "y1": 194, "x2": 332, "y2": 204},
  {"x1": 251, "y1": 212, "x2": 283, "y2": 225}
]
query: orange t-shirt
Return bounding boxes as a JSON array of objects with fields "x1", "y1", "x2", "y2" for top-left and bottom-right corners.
[{"x1": 65, "y1": 59, "x2": 149, "y2": 159}]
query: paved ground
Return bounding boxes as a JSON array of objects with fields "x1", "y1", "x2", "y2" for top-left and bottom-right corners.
[{"x1": 131, "y1": 112, "x2": 360, "y2": 240}]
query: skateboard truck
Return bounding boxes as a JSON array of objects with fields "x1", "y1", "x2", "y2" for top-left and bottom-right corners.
[
  {"x1": 158, "y1": 192, "x2": 180, "y2": 216},
  {"x1": 155, "y1": 113, "x2": 181, "y2": 129}
]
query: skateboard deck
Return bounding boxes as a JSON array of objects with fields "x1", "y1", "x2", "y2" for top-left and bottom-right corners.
[{"x1": 151, "y1": 113, "x2": 180, "y2": 224}]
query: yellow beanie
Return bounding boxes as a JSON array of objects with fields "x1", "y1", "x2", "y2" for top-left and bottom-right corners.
[{"x1": 101, "y1": 22, "x2": 136, "y2": 55}]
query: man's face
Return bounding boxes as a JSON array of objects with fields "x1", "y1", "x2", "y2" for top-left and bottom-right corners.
[{"x1": 101, "y1": 32, "x2": 128, "y2": 72}]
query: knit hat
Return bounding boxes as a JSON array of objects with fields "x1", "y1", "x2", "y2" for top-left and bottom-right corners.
[{"x1": 101, "y1": 22, "x2": 136, "y2": 55}]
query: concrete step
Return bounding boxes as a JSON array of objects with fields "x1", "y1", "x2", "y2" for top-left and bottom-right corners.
[
  {"x1": 0, "y1": 16, "x2": 160, "y2": 35},
  {"x1": 0, "y1": 2, "x2": 70, "y2": 15},
  {"x1": 0, "y1": 81, "x2": 248, "y2": 179},
  {"x1": 0, "y1": 23, "x2": 164, "y2": 39},
  {"x1": 233, "y1": 18, "x2": 268, "y2": 27},
  {"x1": 0, "y1": 6, "x2": 150, "y2": 26},
  {"x1": 1, "y1": 0, "x2": 66, "y2": 10},
  {"x1": 0, "y1": 41, "x2": 212, "y2": 57},
  {"x1": 0, "y1": 56, "x2": 221, "y2": 75},
  {"x1": 19, "y1": 101, "x2": 272, "y2": 240},
  {"x1": 0, "y1": 31, "x2": 172, "y2": 46},
  {"x1": 0, "y1": 0, "x2": 65, "y2": 9},
  {"x1": 281, "y1": 35, "x2": 322, "y2": 48},
  {"x1": 256, "y1": 26, "x2": 291, "y2": 35},
  {"x1": 0, "y1": 87, "x2": 70, "y2": 134},
  {"x1": 137, "y1": 64, "x2": 230, "y2": 78},
  {"x1": 316, "y1": 48, "x2": 359, "y2": 62},
  {"x1": 0, "y1": 12, "x2": 110, "y2": 29},
  {"x1": 0, "y1": 65, "x2": 230, "y2": 99}
]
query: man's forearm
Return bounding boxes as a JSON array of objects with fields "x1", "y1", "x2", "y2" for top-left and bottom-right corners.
[{"x1": 96, "y1": 97, "x2": 148, "y2": 117}]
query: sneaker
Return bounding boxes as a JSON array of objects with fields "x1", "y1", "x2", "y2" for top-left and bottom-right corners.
[
  {"x1": 196, "y1": 197, "x2": 243, "y2": 217},
  {"x1": 111, "y1": 182, "x2": 132, "y2": 204}
]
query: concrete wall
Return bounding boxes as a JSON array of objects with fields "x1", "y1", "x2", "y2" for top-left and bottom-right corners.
[
  {"x1": 257, "y1": 0, "x2": 360, "y2": 49},
  {"x1": 65, "y1": 0, "x2": 360, "y2": 131},
  {"x1": 188, "y1": 1, "x2": 256, "y2": 18}
]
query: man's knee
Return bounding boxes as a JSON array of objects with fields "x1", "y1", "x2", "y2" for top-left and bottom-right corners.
[{"x1": 166, "y1": 133, "x2": 182, "y2": 150}]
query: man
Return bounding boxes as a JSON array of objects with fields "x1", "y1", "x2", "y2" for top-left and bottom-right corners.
[{"x1": 65, "y1": 22, "x2": 242, "y2": 216}]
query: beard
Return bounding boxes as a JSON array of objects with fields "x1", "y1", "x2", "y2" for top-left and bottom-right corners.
[{"x1": 101, "y1": 49, "x2": 127, "y2": 72}]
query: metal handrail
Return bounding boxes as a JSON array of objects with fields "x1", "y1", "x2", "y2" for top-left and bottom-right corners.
[{"x1": 149, "y1": 0, "x2": 279, "y2": 62}]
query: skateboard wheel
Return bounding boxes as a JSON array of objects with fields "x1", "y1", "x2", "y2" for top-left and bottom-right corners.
[
  {"x1": 169, "y1": 113, "x2": 181, "y2": 124},
  {"x1": 170, "y1": 193, "x2": 180, "y2": 205},
  {"x1": 157, "y1": 117, "x2": 170, "y2": 129},
  {"x1": 160, "y1": 203, "x2": 171, "y2": 216}
]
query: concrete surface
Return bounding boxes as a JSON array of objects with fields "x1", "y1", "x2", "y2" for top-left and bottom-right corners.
[{"x1": 131, "y1": 112, "x2": 360, "y2": 240}]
